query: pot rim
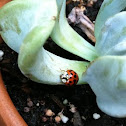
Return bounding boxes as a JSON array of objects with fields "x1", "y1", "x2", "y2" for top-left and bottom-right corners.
[{"x1": 0, "y1": 71, "x2": 27, "y2": 126}]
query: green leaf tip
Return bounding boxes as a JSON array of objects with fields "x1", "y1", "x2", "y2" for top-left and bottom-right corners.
[
  {"x1": 95, "y1": 11, "x2": 126, "y2": 56},
  {"x1": 95, "y1": 0, "x2": 126, "y2": 40},
  {"x1": 51, "y1": 0, "x2": 98, "y2": 61}
]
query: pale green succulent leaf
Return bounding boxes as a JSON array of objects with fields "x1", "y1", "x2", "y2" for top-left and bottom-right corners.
[
  {"x1": 95, "y1": 12, "x2": 126, "y2": 56},
  {"x1": 95, "y1": 0, "x2": 126, "y2": 40},
  {"x1": 18, "y1": 24, "x2": 55, "y2": 70},
  {"x1": 51, "y1": 0, "x2": 98, "y2": 61},
  {"x1": 0, "y1": 0, "x2": 57, "y2": 52},
  {"x1": 18, "y1": 25, "x2": 89, "y2": 84},
  {"x1": 0, "y1": 0, "x2": 88, "y2": 85},
  {"x1": 83, "y1": 56, "x2": 126, "y2": 117}
]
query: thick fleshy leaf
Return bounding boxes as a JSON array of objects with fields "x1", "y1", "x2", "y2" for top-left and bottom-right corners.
[
  {"x1": 83, "y1": 56, "x2": 126, "y2": 117},
  {"x1": 51, "y1": 0, "x2": 98, "y2": 61},
  {"x1": 18, "y1": 25, "x2": 89, "y2": 84},
  {"x1": 0, "y1": 0, "x2": 57, "y2": 52},
  {"x1": 95, "y1": 12, "x2": 126, "y2": 56},
  {"x1": 95, "y1": 0, "x2": 126, "y2": 40},
  {"x1": 0, "y1": 0, "x2": 88, "y2": 84}
]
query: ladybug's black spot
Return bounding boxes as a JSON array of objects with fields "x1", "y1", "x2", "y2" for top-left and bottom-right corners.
[
  {"x1": 71, "y1": 73, "x2": 73, "y2": 75},
  {"x1": 74, "y1": 75, "x2": 77, "y2": 78},
  {"x1": 69, "y1": 81, "x2": 72, "y2": 83},
  {"x1": 62, "y1": 77, "x2": 67, "y2": 80}
]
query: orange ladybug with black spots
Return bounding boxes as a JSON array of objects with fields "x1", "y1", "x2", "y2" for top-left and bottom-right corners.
[{"x1": 60, "y1": 70, "x2": 79, "y2": 86}]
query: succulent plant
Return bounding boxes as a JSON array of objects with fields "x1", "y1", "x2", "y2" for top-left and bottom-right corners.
[{"x1": 1, "y1": 0, "x2": 126, "y2": 117}]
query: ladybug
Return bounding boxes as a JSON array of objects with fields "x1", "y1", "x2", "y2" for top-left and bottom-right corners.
[{"x1": 60, "y1": 70, "x2": 79, "y2": 86}]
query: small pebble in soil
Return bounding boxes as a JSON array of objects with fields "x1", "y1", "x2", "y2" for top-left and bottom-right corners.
[
  {"x1": 69, "y1": 104, "x2": 77, "y2": 113},
  {"x1": 63, "y1": 99, "x2": 68, "y2": 105},
  {"x1": 55, "y1": 116, "x2": 61, "y2": 123},
  {"x1": 0, "y1": 50, "x2": 4, "y2": 61},
  {"x1": 24, "y1": 107, "x2": 30, "y2": 112},
  {"x1": 27, "y1": 98, "x2": 33, "y2": 107},
  {"x1": 36, "y1": 102, "x2": 40, "y2": 106},
  {"x1": 93, "y1": 113, "x2": 101, "y2": 120},
  {"x1": 58, "y1": 112, "x2": 69, "y2": 123},
  {"x1": 45, "y1": 109, "x2": 55, "y2": 117},
  {"x1": 82, "y1": 116, "x2": 86, "y2": 121}
]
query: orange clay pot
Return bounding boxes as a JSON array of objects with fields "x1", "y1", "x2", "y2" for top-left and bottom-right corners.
[
  {"x1": 0, "y1": 72, "x2": 28, "y2": 126},
  {"x1": 0, "y1": 0, "x2": 12, "y2": 43},
  {"x1": 0, "y1": 2, "x2": 27, "y2": 124},
  {"x1": 0, "y1": 0, "x2": 11, "y2": 8}
]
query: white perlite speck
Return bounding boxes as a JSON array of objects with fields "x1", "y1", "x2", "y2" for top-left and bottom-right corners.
[
  {"x1": 0, "y1": 50, "x2": 4, "y2": 61},
  {"x1": 63, "y1": 99, "x2": 68, "y2": 105},
  {"x1": 60, "y1": 114, "x2": 69, "y2": 123},
  {"x1": 93, "y1": 113, "x2": 100, "y2": 120}
]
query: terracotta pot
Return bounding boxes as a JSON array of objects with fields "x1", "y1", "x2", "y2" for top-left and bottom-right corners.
[
  {"x1": 0, "y1": 1, "x2": 26, "y2": 125},
  {"x1": 0, "y1": 72, "x2": 28, "y2": 126},
  {"x1": 0, "y1": 0, "x2": 11, "y2": 8},
  {"x1": 0, "y1": 2, "x2": 27, "y2": 125}
]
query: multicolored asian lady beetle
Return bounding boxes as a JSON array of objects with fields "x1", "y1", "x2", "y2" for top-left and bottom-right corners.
[{"x1": 60, "y1": 70, "x2": 79, "y2": 86}]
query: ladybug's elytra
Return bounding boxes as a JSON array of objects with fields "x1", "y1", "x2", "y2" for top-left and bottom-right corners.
[{"x1": 60, "y1": 70, "x2": 79, "y2": 86}]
